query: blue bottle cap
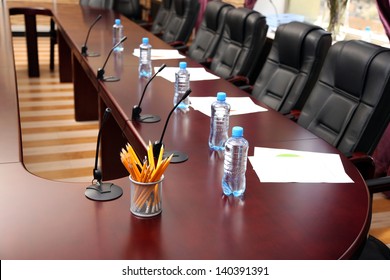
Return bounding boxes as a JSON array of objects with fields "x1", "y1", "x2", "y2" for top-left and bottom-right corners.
[
  {"x1": 115, "y1": 19, "x2": 121, "y2": 25},
  {"x1": 217, "y1": 92, "x2": 226, "y2": 101},
  {"x1": 179, "y1": 61, "x2": 187, "y2": 69},
  {"x1": 232, "y1": 126, "x2": 243, "y2": 137},
  {"x1": 142, "y1": 37, "x2": 149, "y2": 44}
]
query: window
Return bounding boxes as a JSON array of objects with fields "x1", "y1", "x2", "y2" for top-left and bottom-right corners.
[{"x1": 287, "y1": 0, "x2": 388, "y2": 45}]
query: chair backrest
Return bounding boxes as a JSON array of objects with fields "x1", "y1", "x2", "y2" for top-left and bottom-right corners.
[
  {"x1": 187, "y1": 1, "x2": 233, "y2": 63},
  {"x1": 209, "y1": 7, "x2": 268, "y2": 81},
  {"x1": 298, "y1": 40, "x2": 390, "y2": 156},
  {"x1": 150, "y1": 0, "x2": 173, "y2": 34},
  {"x1": 251, "y1": 21, "x2": 331, "y2": 114},
  {"x1": 161, "y1": 0, "x2": 200, "y2": 44},
  {"x1": 113, "y1": 0, "x2": 141, "y2": 20},
  {"x1": 80, "y1": 0, "x2": 114, "y2": 9}
]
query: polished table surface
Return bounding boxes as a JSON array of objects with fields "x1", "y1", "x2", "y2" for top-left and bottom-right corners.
[{"x1": 1, "y1": 1, "x2": 370, "y2": 260}]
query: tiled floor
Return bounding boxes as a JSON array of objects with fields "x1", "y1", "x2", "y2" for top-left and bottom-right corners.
[{"x1": 14, "y1": 36, "x2": 98, "y2": 182}]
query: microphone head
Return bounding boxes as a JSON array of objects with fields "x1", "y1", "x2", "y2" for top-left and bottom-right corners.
[
  {"x1": 132, "y1": 105, "x2": 142, "y2": 120},
  {"x1": 102, "y1": 107, "x2": 111, "y2": 122},
  {"x1": 158, "y1": 64, "x2": 167, "y2": 73},
  {"x1": 97, "y1": 68, "x2": 105, "y2": 80},
  {"x1": 93, "y1": 168, "x2": 102, "y2": 182},
  {"x1": 81, "y1": 45, "x2": 88, "y2": 56},
  {"x1": 120, "y1": 36, "x2": 128, "y2": 44},
  {"x1": 153, "y1": 141, "x2": 163, "y2": 159},
  {"x1": 182, "y1": 88, "x2": 192, "y2": 100}
]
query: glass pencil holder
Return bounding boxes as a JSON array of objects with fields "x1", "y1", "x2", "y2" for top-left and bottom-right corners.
[{"x1": 129, "y1": 175, "x2": 164, "y2": 217}]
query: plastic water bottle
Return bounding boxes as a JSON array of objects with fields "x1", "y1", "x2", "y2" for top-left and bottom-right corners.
[
  {"x1": 209, "y1": 92, "x2": 230, "y2": 151},
  {"x1": 112, "y1": 19, "x2": 124, "y2": 52},
  {"x1": 138, "y1": 37, "x2": 152, "y2": 78},
  {"x1": 222, "y1": 126, "x2": 249, "y2": 197},
  {"x1": 173, "y1": 61, "x2": 190, "y2": 110},
  {"x1": 362, "y1": 26, "x2": 372, "y2": 43}
]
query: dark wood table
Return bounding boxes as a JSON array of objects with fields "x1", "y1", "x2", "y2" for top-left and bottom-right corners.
[{"x1": 1, "y1": 1, "x2": 370, "y2": 260}]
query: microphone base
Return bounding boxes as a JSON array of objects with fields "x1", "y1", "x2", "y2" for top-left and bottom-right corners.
[
  {"x1": 84, "y1": 51, "x2": 100, "y2": 57},
  {"x1": 85, "y1": 182, "x2": 123, "y2": 201},
  {"x1": 102, "y1": 76, "x2": 120, "y2": 82},
  {"x1": 165, "y1": 150, "x2": 188, "y2": 163},
  {"x1": 136, "y1": 114, "x2": 161, "y2": 123}
]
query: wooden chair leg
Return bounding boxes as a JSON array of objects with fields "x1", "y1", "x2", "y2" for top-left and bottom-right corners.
[
  {"x1": 24, "y1": 14, "x2": 40, "y2": 77},
  {"x1": 10, "y1": 7, "x2": 56, "y2": 77},
  {"x1": 50, "y1": 18, "x2": 56, "y2": 71}
]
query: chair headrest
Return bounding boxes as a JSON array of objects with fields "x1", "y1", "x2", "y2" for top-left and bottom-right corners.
[
  {"x1": 174, "y1": 0, "x2": 192, "y2": 17},
  {"x1": 277, "y1": 21, "x2": 322, "y2": 69},
  {"x1": 334, "y1": 40, "x2": 386, "y2": 98},
  {"x1": 204, "y1": 1, "x2": 231, "y2": 31},
  {"x1": 226, "y1": 8, "x2": 261, "y2": 43}
]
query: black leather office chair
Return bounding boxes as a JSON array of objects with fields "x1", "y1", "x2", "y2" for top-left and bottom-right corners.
[
  {"x1": 80, "y1": 0, "x2": 114, "y2": 9},
  {"x1": 296, "y1": 40, "x2": 390, "y2": 259},
  {"x1": 250, "y1": 21, "x2": 331, "y2": 115},
  {"x1": 160, "y1": 0, "x2": 200, "y2": 45},
  {"x1": 207, "y1": 7, "x2": 268, "y2": 84},
  {"x1": 142, "y1": 0, "x2": 173, "y2": 35},
  {"x1": 186, "y1": 0, "x2": 233, "y2": 63},
  {"x1": 9, "y1": 7, "x2": 57, "y2": 77},
  {"x1": 297, "y1": 40, "x2": 390, "y2": 159},
  {"x1": 113, "y1": 0, "x2": 143, "y2": 21}
]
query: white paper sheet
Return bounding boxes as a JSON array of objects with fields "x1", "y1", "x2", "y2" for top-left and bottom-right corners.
[
  {"x1": 154, "y1": 67, "x2": 220, "y2": 82},
  {"x1": 248, "y1": 147, "x2": 354, "y2": 183},
  {"x1": 133, "y1": 49, "x2": 185, "y2": 60},
  {"x1": 190, "y1": 96, "x2": 267, "y2": 116}
]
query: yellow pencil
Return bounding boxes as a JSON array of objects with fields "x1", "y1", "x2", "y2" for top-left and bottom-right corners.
[
  {"x1": 149, "y1": 153, "x2": 173, "y2": 182},
  {"x1": 156, "y1": 144, "x2": 164, "y2": 168},
  {"x1": 147, "y1": 141, "x2": 155, "y2": 170},
  {"x1": 126, "y1": 143, "x2": 142, "y2": 168}
]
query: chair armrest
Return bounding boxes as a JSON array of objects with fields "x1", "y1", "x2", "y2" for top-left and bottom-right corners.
[
  {"x1": 169, "y1": 41, "x2": 188, "y2": 54},
  {"x1": 139, "y1": 22, "x2": 153, "y2": 31},
  {"x1": 284, "y1": 110, "x2": 301, "y2": 122},
  {"x1": 199, "y1": 58, "x2": 212, "y2": 68},
  {"x1": 176, "y1": 45, "x2": 189, "y2": 54},
  {"x1": 227, "y1": 75, "x2": 250, "y2": 87},
  {"x1": 169, "y1": 40, "x2": 186, "y2": 47},
  {"x1": 348, "y1": 152, "x2": 375, "y2": 180},
  {"x1": 239, "y1": 84, "x2": 253, "y2": 94},
  {"x1": 152, "y1": 31, "x2": 164, "y2": 38},
  {"x1": 366, "y1": 176, "x2": 390, "y2": 194}
]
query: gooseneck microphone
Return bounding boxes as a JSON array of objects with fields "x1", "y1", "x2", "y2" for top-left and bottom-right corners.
[
  {"x1": 85, "y1": 108, "x2": 123, "y2": 201},
  {"x1": 81, "y1": 14, "x2": 102, "y2": 57},
  {"x1": 153, "y1": 88, "x2": 192, "y2": 163},
  {"x1": 97, "y1": 36, "x2": 127, "y2": 82},
  {"x1": 132, "y1": 64, "x2": 167, "y2": 123}
]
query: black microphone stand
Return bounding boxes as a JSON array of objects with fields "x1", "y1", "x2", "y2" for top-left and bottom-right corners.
[
  {"x1": 81, "y1": 14, "x2": 102, "y2": 57},
  {"x1": 85, "y1": 108, "x2": 123, "y2": 201},
  {"x1": 97, "y1": 36, "x2": 127, "y2": 82},
  {"x1": 132, "y1": 64, "x2": 166, "y2": 123},
  {"x1": 153, "y1": 88, "x2": 192, "y2": 163}
]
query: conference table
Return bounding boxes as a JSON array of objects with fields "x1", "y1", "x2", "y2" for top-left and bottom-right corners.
[{"x1": 0, "y1": 1, "x2": 370, "y2": 260}]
